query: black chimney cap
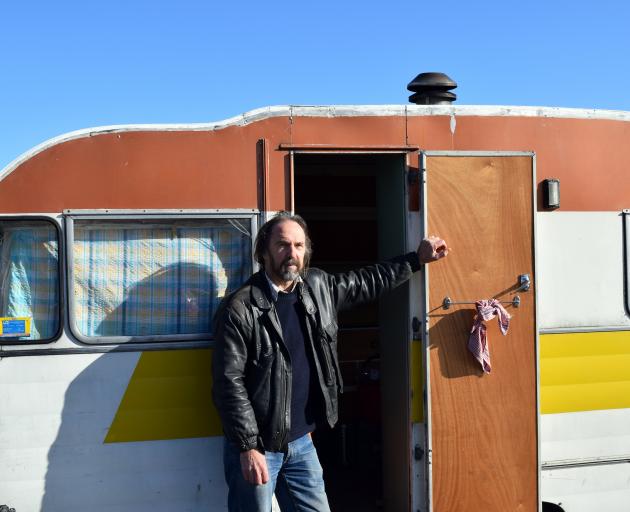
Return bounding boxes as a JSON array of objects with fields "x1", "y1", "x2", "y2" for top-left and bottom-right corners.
[
  {"x1": 408, "y1": 90, "x2": 457, "y2": 105},
  {"x1": 407, "y1": 72, "x2": 457, "y2": 92},
  {"x1": 407, "y1": 72, "x2": 457, "y2": 105}
]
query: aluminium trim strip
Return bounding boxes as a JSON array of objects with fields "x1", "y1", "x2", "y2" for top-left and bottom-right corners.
[
  {"x1": 420, "y1": 151, "x2": 433, "y2": 512},
  {"x1": 623, "y1": 211, "x2": 630, "y2": 318},
  {"x1": 540, "y1": 326, "x2": 630, "y2": 334},
  {"x1": 0, "y1": 340, "x2": 212, "y2": 358},
  {"x1": 532, "y1": 154, "x2": 542, "y2": 512},
  {"x1": 421, "y1": 150, "x2": 536, "y2": 157},
  {"x1": 279, "y1": 144, "x2": 419, "y2": 152},
  {"x1": 542, "y1": 455, "x2": 630, "y2": 470},
  {"x1": 64, "y1": 209, "x2": 258, "y2": 216}
]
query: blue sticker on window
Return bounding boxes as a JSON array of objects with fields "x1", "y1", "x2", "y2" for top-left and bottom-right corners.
[{"x1": 1, "y1": 318, "x2": 29, "y2": 337}]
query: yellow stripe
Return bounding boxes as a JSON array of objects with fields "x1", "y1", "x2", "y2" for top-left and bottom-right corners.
[
  {"x1": 105, "y1": 332, "x2": 630, "y2": 442},
  {"x1": 541, "y1": 331, "x2": 630, "y2": 414},
  {"x1": 105, "y1": 349, "x2": 222, "y2": 443}
]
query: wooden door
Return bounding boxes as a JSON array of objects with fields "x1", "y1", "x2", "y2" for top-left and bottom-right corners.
[{"x1": 423, "y1": 154, "x2": 537, "y2": 512}]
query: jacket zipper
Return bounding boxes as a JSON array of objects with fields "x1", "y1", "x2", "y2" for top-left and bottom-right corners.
[
  {"x1": 280, "y1": 361, "x2": 291, "y2": 448},
  {"x1": 273, "y1": 308, "x2": 291, "y2": 450}
]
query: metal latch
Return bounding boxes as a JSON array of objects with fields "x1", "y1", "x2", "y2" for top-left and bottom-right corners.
[{"x1": 517, "y1": 274, "x2": 531, "y2": 292}]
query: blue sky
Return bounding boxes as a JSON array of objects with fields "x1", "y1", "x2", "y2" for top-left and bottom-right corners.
[{"x1": 2, "y1": 0, "x2": 629, "y2": 170}]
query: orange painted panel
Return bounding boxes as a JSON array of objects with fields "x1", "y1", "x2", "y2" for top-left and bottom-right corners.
[
  {"x1": 290, "y1": 115, "x2": 407, "y2": 147},
  {"x1": 2, "y1": 111, "x2": 630, "y2": 213},
  {"x1": 426, "y1": 156, "x2": 537, "y2": 512},
  {"x1": 0, "y1": 117, "x2": 292, "y2": 213}
]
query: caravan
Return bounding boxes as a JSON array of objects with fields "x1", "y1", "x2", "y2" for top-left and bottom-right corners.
[{"x1": 1, "y1": 103, "x2": 629, "y2": 511}]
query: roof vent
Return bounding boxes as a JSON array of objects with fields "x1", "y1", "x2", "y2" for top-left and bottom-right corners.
[{"x1": 407, "y1": 72, "x2": 457, "y2": 105}]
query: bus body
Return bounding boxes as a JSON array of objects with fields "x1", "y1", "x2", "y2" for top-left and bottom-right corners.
[{"x1": 1, "y1": 104, "x2": 629, "y2": 512}]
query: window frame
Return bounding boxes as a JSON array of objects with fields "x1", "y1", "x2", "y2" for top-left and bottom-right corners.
[
  {"x1": 625, "y1": 209, "x2": 630, "y2": 319},
  {"x1": 65, "y1": 210, "x2": 258, "y2": 345},
  {"x1": 0, "y1": 215, "x2": 64, "y2": 345}
]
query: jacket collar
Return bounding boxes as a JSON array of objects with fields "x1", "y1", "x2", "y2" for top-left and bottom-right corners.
[
  {"x1": 250, "y1": 270, "x2": 317, "y2": 315},
  {"x1": 264, "y1": 272, "x2": 302, "y2": 301},
  {"x1": 250, "y1": 271, "x2": 273, "y2": 310}
]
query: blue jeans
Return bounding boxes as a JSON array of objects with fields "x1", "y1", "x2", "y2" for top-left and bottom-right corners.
[{"x1": 223, "y1": 434, "x2": 331, "y2": 512}]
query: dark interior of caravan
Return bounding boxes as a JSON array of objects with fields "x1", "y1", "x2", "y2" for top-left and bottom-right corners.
[{"x1": 294, "y1": 153, "x2": 409, "y2": 512}]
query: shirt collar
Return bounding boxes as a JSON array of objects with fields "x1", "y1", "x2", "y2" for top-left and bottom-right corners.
[{"x1": 264, "y1": 272, "x2": 302, "y2": 301}]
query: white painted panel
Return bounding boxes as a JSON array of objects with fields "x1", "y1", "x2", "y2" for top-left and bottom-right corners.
[
  {"x1": 536, "y1": 211, "x2": 629, "y2": 329},
  {"x1": 0, "y1": 352, "x2": 229, "y2": 512},
  {"x1": 39, "y1": 438, "x2": 226, "y2": 512},
  {"x1": 542, "y1": 463, "x2": 630, "y2": 512},
  {"x1": 541, "y1": 408, "x2": 630, "y2": 464}
]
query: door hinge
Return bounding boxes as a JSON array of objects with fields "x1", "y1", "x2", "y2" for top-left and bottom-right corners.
[
  {"x1": 407, "y1": 169, "x2": 420, "y2": 186},
  {"x1": 412, "y1": 317, "x2": 421, "y2": 336}
]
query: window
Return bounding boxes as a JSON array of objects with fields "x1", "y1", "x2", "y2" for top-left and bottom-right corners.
[
  {"x1": 0, "y1": 219, "x2": 61, "y2": 343},
  {"x1": 69, "y1": 216, "x2": 254, "y2": 343}
]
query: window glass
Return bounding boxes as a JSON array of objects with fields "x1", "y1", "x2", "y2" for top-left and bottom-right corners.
[
  {"x1": 72, "y1": 218, "x2": 252, "y2": 339},
  {"x1": 0, "y1": 220, "x2": 60, "y2": 341}
]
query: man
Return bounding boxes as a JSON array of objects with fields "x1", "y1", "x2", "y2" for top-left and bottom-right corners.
[{"x1": 212, "y1": 212, "x2": 448, "y2": 511}]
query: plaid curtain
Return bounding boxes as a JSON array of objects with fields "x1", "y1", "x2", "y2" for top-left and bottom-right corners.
[
  {"x1": 0, "y1": 222, "x2": 60, "y2": 340},
  {"x1": 73, "y1": 219, "x2": 252, "y2": 338}
]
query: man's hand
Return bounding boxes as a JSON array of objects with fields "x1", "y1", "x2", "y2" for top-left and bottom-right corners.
[
  {"x1": 240, "y1": 449, "x2": 269, "y2": 485},
  {"x1": 418, "y1": 236, "x2": 448, "y2": 264}
]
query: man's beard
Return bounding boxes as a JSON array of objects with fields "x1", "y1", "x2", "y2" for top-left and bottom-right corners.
[{"x1": 274, "y1": 257, "x2": 302, "y2": 282}]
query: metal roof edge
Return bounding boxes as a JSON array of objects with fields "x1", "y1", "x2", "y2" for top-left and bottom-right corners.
[
  {"x1": 285, "y1": 104, "x2": 630, "y2": 120},
  {"x1": 405, "y1": 104, "x2": 630, "y2": 120}
]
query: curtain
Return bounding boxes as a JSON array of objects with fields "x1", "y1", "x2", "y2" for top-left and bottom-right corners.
[{"x1": 72, "y1": 220, "x2": 252, "y2": 338}]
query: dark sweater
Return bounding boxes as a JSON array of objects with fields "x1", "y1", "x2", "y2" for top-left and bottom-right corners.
[{"x1": 275, "y1": 289, "x2": 316, "y2": 441}]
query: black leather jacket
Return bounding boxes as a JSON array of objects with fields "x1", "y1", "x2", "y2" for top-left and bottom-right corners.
[{"x1": 211, "y1": 252, "x2": 421, "y2": 452}]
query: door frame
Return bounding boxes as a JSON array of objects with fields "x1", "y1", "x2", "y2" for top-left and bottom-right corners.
[
  {"x1": 290, "y1": 150, "x2": 413, "y2": 511},
  {"x1": 419, "y1": 150, "x2": 541, "y2": 512}
]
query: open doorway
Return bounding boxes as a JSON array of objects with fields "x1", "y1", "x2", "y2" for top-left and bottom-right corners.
[{"x1": 293, "y1": 153, "x2": 410, "y2": 512}]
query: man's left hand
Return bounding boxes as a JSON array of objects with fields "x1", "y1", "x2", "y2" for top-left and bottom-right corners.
[{"x1": 418, "y1": 236, "x2": 448, "y2": 264}]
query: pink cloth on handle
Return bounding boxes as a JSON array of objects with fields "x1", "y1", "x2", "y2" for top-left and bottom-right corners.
[{"x1": 468, "y1": 299, "x2": 511, "y2": 374}]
